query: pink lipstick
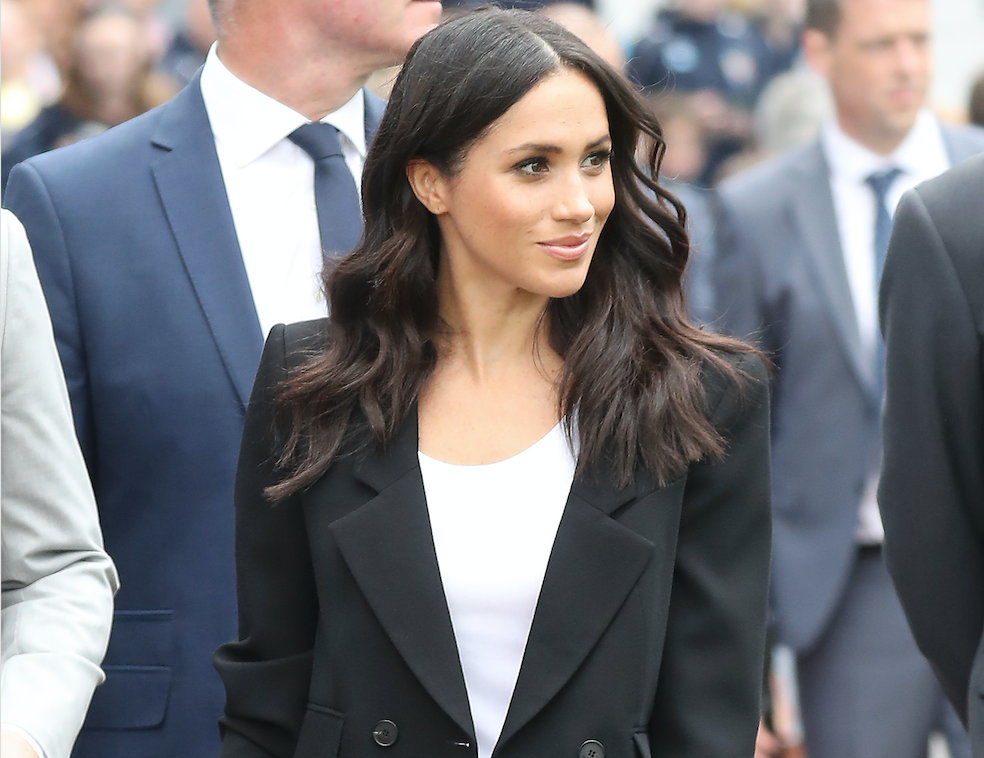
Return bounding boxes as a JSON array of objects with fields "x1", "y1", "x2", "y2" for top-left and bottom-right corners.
[{"x1": 538, "y1": 232, "x2": 592, "y2": 262}]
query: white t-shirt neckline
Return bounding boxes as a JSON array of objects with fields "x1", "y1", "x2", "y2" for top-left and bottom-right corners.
[{"x1": 418, "y1": 422, "x2": 577, "y2": 758}]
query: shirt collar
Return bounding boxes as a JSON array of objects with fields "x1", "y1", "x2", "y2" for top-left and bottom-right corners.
[
  {"x1": 822, "y1": 109, "x2": 947, "y2": 184},
  {"x1": 200, "y1": 43, "x2": 366, "y2": 168}
]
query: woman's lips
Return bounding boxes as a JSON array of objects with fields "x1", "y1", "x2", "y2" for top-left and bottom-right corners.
[{"x1": 537, "y1": 233, "x2": 592, "y2": 262}]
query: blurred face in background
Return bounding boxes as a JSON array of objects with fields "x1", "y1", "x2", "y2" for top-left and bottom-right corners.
[
  {"x1": 805, "y1": 0, "x2": 930, "y2": 153},
  {"x1": 74, "y1": 11, "x2": 148, "y2": 105},
  {"x1": 21, "y1": 0, "x2": 85, "y2": 74},
  {"x1": 0, "y1": 0, "x2": 42, "y2": 81}
]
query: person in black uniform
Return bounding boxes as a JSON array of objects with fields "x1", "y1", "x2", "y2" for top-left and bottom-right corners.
[{"x1": 628, "y1": 0, "x2": 787, "y2": 184}]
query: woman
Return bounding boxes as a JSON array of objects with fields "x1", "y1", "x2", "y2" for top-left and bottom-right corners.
[{"x1": 215, "y1": 9, "x2": 771, "y2": 758}]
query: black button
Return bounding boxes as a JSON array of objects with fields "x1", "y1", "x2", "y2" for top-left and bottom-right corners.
[
  {"x1": 373, "y1": 720, "x2": 399, "y2": 747},
  {"x1": 579, "y1": 739, "x2": 605, "y2": 758}
]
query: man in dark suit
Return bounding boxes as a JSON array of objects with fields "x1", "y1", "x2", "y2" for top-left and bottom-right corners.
[
  {"x1": 713, "y1": 0, "x2": 984, "y2": 755},
  {"x1": 879, "y1": 154, "x2": 984, "y2": 757},
  {"x1": 2, "y1": 0, "x2": 442, "y2": 755}
]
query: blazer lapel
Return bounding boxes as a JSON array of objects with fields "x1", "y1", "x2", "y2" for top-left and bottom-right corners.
[
  {"x1": 150, "y1": 73, "x2": 263, "y2": 409},
  {"x1": 329, "y1": 411, "x2": 474, "y2": 739},
  {"x1": 330, "y1": 415, "x2": 661, "y2": 746},
  {"x1": 790, "y1": 143, "x2": 875, "y2": 398},
  {"x1": 497, "y1": 465, "x2": 657, "y2": 748}
]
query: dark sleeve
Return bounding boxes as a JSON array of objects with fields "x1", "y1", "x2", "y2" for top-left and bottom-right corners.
[
  {"x1": 649, "y1": 353, "x2": 772, "y2": 756},
  {"x1": 4, "y1": 161, "x2": 97, "y2": 476},
  {"x1": 878, "y1": 187, "x2": 984, "y2": 724},
  {"x1": 214, "y1": 324, "x2": 320, "y2": 758}
]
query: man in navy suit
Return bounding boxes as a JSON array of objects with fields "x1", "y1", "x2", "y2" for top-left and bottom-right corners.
[{"x1": 3, "y1": 0, "x2": 442, "y2": 756}]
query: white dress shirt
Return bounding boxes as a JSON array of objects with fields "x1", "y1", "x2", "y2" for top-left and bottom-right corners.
[
  {"x1": 199, "y1": 44, "x2": 366, "y2": 338},
  {"x1": 418, "y1": 424, "x2": 577, "y2": 758},
  {"x1": 822, "y1": 109, "x2": 950, "y2": 542}
]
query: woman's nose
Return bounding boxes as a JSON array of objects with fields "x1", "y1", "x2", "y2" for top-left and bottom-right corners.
[{"x1": 553, "y1": 173, "x2": 595, "y2": 223}]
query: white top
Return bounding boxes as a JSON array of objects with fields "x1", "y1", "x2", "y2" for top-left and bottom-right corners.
[
  {"x1": 822, "y1": 109, "x2": 950, "y2": 542},
  {"x1": 199, "y1": 43, "x2": 366, "y2": 338},
  {"x1": 418, "y1": 424, "x2": 577, "y2": 758}
]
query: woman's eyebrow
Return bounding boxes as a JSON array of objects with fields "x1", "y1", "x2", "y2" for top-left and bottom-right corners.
[{"x1": 507, "y1": 135, "x2": 612, "y2": 154}]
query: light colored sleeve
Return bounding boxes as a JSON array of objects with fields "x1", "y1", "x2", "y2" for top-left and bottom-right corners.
[
  {"x1": 0, "y1": 209, "x2": 120, "y2": 758},
  {"x1": 2, "y1": 724, "x2": 49, "y2": 758}
]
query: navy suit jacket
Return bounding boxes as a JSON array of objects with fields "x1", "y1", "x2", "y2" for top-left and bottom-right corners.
[
  {"x1": 3, "y1": 72, "x2": 384, "y2": 758},
  {"x1": 712, "y1": 125, "x2": 984, "y2": 652}
]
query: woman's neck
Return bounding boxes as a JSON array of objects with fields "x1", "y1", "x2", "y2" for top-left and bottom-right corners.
[{"x1": 435, "y1": 266, "x2": 559, "y2": 384}]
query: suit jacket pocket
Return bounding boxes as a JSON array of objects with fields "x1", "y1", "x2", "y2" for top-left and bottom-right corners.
[
  {"x1": 84, "y1": 610, "x2": 173, "y2": 729},
  {"x1": 294, "y1": 704, "x2": 344, "y2": 758},
  {"x1": 633, "y1": 732, "x2": 652, "y2": 758}
]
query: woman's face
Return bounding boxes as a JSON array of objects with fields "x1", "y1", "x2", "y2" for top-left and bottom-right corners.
[
  {"x1": 74, "y1": 13, "x2": 147, "y2": 101},
  {"x1": 419, "y1": 69, "x2": 616, "y2": 303}
]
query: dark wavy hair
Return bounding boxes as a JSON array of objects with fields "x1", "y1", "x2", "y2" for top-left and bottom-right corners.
[{"x1": 267, "y1": 7, "x2": 753, "y2": 500}]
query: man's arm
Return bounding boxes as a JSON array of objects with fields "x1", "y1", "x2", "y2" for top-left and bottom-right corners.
[
  {"x1": 4, "y1": 163, "x2": 98, "y2": 473},
  {"x1": 879, "y1": 186, "x2": 984, "y2": 723},
  {"x1": 0, "y1": 210, "x2": 120, "y2": 758}
]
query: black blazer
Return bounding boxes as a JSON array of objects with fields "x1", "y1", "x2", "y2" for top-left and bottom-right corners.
[
  {"x1": 215, "y1": 320, "x2": 772, "y2": 758},
  {"x1": 879, "y1": 152, "x2": 984, "y2": 755}
]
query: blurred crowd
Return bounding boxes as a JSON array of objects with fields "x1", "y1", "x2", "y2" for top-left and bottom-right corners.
[
  {"x1": 5, "y1": 0, "x2": 984, "y2": 191},
  {"x1": 0, "y1": 0, "x2": 214, "y2": 186}
]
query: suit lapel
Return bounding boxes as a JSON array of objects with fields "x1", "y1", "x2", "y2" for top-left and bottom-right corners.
[
  {"x1": 330, "y1": 411, "x2": 474, "y2": 738},
  {"x1": 150, "y1": 73, "x2": 263, "y2": 409},
  {"x1": 497, "y1": 465, "x2": 656, "y2": 747},
  {"x1": 330, "y1": 415, "x2": 659, "y2": 745},
  {"x1": 790, "y1": 143, "x2": 875, "y2": 397}
]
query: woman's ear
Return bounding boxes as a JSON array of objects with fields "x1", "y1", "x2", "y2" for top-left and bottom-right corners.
[{"x1": 406, "y1": 159, "x2": 449, "y2": 215}]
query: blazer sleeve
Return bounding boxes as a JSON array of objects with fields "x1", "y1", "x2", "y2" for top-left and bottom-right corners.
[
  {"x1": 214, "y1": 324, "x2": 320, "y2": 758},
  {"x1": 0, "y1": 209, "x2": 119, "y2": 758},
  {"x1": 648, "y1": 352, "x2": 772, "y2": 757},
  {"x1": 878, "y1": 187, "x2": 984, "y2": 723}
]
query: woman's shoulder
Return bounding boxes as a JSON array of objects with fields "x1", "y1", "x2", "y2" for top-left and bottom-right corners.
[
  {"x1": 699, "y1": 349, "x2": 770, "y2": 432},
  {"x1": 281, "y1": 318, "x2": 330, "y2": 352},
  {"x1": 252, "y1": 319, "x2": 331, "y2": 401},
  {"x1": 265, "y1": 318, "x2": 331, "y2": 369}
]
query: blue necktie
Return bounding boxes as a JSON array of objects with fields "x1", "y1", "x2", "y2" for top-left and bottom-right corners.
[
  {"x1": 865, "y1": 166, "x2": 901, "y2": 399},
  {"x1": 289, "y1": 122, "x2": 362, "y2": 258}
]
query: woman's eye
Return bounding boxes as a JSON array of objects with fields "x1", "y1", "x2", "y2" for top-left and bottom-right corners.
[
  {"x1": 582, "y1": 149, "x2": 612, "y2": 172},
  {"x1": 516, "y1": 157, "x2": 549, "y2": 176}
]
